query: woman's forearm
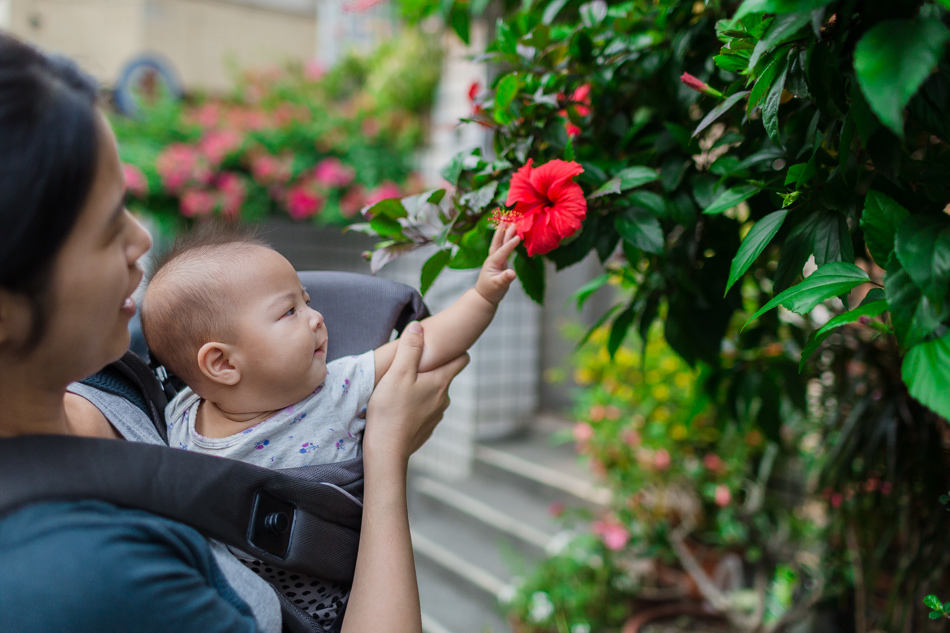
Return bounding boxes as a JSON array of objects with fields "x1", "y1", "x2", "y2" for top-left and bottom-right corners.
[{"x1": 341, "y1": 448, "x2": 420, "y2": 633}]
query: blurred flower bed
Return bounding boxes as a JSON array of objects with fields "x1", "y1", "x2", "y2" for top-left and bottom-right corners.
[
  {"x1": 111, "y1": 29, "x2": 442, "y2": 236},
  {"x1": 503, "y1": 314, "x2": 825, "y2": 632}
]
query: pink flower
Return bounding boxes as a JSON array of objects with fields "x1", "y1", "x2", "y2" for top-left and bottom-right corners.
[
  {"x1": 703, "y1": 453, "x2": 724, "y2": 473},
  {"x1": 192, "y1": 102, "x2": 222, "y2": 128},
  {"x1": 304, "y1": 60, "x2": 325, "y2": 82},
  {"x1": 622, "y1": 429, "x2": 641, "y2": 447},
  {"x1": 548, "y1": 501, "x2": 565, "y2": 518},
  {"x1": 830, "y1": 493, "x2": 843, "y2": 508},
  {"x1": 592, "y1": 520, "x2": 629, "y2": 551},
  {"x1": 339, "y1": 185, "x2": 367, "y2": 218},
  {"x1": 286, "y1": 185, "x2": 325, "y2": 220},
  {"x1": 365, "y1": 181, "x2": 402, "y2": 206},
  {"x1": 714, "y1": 484, "x2": 732, "y2": 507},
  {"x1": 123, "y1": 163, "x2": 148, "y2": 198},
  {"x1": 216, "y1": 173, "x2": 246, "y2": 219},
  {"x1": 589, "y1": 405, "x2": 606, "y2": 421},
  {"x1": 559, "y1": 84, "x2": 591, "y2": 137},
  {"x1": 156, "y1": 144, "x2": 210, "y2": 193},
  {"x1": 199, "y1": 130, "x2": 242, "y2": 166},
  {"x1": 572, "y1": 422, "x2": 594, "y2": 442},
  {"x1": 180, "y1": 189, "x2": 216, "y2": 218},
  {"x1": 653, "y1": 449, "x2": 671, "y2": 471},
  {"x1": 251, "y1": 153, "x2": 292, "y2": 186},
  {"x1": 314, "y1": 158, "x2": 356, "y2": 188},
  {"x1": 680, "y1": 72, "x2": 723, "y2": 98}
]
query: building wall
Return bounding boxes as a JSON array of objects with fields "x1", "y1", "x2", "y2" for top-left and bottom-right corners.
[{"x1": 7, "y1": 0, "x2": 316, "y2": 90}]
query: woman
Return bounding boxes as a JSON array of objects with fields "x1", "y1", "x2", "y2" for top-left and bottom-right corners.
[{"x1": 0, "y1": 33, "x2": 466, "y2": 632}]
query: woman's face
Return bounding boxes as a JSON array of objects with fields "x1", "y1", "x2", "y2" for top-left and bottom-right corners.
[{"x1": 30, "y1": 111, "x2": 152, "y2": 383}]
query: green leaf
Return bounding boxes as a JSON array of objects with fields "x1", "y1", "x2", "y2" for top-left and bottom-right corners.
[
  {"x1": 894, "y1": 217, "x2": 950, "y2": 303},
  {"x1": 514, "y1": 249, "x2": 545, "y2": 304},
  {"x1": 726, "y1": 209, "x2": 788, "y2": 294},
  {"x1": 564, "y1": 137, "x2": 575, "y2": 162},
  {"x1": 459, "y1": 181, "x2": 499, "y2": 213},
  {"x1": 579, "y1": 0, "x2": 607, "y2": 27},
  {"x1": 885, "y1": 257, "x2": 925, "y2": 348},
  {"x1": 693, "y1": 91, "x2": 750, "y2": 138},
  {"x1": 813, "y1": 211, "x2": 854, "y2": 267},
  {"x1": 448, "y1": 225, "x2": 491, "y2": 269},
  {"x1": 702, "y1": 184, "x2": 760, "y2": 216},
  {"x1": 369, "y1": 214, "x2": 404, "y2": 239},
  {"x1": 494, "y1": 74, "x2": 523, "y2": 124},
  {"x1": 616, "y1": 166, "x2": 660, "y2": 191},
  {"x1": 572, "y1": 273, "x2": 611, "y2": 310},
  {"x1": 930, "y1": 612, "x2": 943, "y2": 620},
  {"x1": 861, "y1": 191, "x2": 910, "y2": 267},
  {"x1": 762, "y1": 62, "x2": 789, "y2": 145},
  {"x1": 420, "y1": 250, "x2": 451, "y2": 295},
  {"x1": 799, "y1": 299, "x2": 889, "y2": 370},
  {"x1": 542, "y1": 0, "x2": 569, "y2": 24},
  {"x1": 745, "y1": 262, "x2": 870, "y2": 328},
  {"x1": 590, "y1": 178, "x2": 621, "y2": 199},
  {"x1": 748, "y1": 13, "x2": 810, "y2": 71},
  {"x1": 448, "y1": 5, "x2": 470, "y2": 45},
  {"x1": 367, "y1": 197, "x2": 408, "y2": 219},
  {"x1": 854, "y1": 18, "x2": 950, "y2": 137},
  {"x1": 608, "y1": 305, "x2": 636, "y2": 357},
  {"x1": 749, "y1": 56, "x2": 787, "y2": 114},
  {"x1": 902, "y1": 333, "x2": 950, "y2": 421},
  {"x1": 616, "y1": 208, "x2": 664, "y2": 255},
  {"x1": 734, "y1": 0, "x2": 833, "y2": 19}
]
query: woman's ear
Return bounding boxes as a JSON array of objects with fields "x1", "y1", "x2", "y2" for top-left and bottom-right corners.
[{"x1": 197, "y1": 342, "x2": 241, "y2": 386}]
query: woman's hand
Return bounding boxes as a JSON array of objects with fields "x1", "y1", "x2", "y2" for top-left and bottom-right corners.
[
  {"x1": 345, "y1": 323, "x2": 468, "y2": 633},
  {"x1": 364, "y1": 322, "x2": 469, "y2": 464}
]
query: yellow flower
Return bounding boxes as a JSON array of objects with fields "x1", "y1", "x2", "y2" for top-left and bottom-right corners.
[
  {"x1": 652, "y1": 384, "x2": 670, "y2": 400},
  {"x1": 653, "y1": 406, "x2": 670, "y2": 422},
  {"x1": 575, "y1": 368, "x2": 593, "y2": 385},
  {"x1": 674, "y1": 373, "x2": 691, "y2": 388},
  {"x1": 671, "y1": 424, "x2": 688, "y2": 440}
]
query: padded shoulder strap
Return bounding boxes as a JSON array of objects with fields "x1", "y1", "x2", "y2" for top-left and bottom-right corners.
[{"x1": 0, "y1": 435, "x2": 363, "y2": 585}]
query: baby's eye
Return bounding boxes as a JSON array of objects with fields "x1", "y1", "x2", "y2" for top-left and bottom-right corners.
[{"x1": 285, "y1": 307, "x2": 297, "y2": 317}]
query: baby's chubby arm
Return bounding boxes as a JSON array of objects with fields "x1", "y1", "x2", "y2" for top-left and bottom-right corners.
[{"x1": 373, "y1": 226, "x2": 520, "y2": 382}]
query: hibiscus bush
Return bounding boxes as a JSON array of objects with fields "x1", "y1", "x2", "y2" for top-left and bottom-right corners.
[
  {"x1": 366, "y1": 0, "x2": 950, "y2": 629},
  {"x1": 112, "y1": 28, "x2": 441, "y2": 236}
]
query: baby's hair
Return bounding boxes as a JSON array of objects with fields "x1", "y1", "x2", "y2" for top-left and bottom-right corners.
[{"x1": 140, "y1": 224, "x2": 270, "y2": 387}]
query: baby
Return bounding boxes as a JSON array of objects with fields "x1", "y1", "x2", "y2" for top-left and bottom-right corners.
[{"x1": 140, "y1": 225, "x2": 519, "y2": 623}]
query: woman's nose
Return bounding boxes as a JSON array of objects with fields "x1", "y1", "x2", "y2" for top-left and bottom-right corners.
[{"x1": 125, "y1": 210, "x2": 153, "y2": 263}]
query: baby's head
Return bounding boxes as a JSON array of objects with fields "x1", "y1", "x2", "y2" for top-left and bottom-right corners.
[{"x1": 141, "y1": 227, "x2": 328, "y2": 411}]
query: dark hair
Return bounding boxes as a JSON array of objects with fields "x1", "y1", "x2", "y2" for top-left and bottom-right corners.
[{"x1": 0, "y1": 33, "x2": 100, "y2": 346}]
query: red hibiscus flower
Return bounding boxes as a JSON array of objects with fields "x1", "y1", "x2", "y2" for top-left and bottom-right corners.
[{"x1": 501, "y1": 159, "x2": 587, "y2": 257}]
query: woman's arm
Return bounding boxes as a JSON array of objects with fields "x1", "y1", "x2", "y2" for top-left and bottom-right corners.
[{"x1": 343, "y1": 323, "x2": 469, "y2": 633}]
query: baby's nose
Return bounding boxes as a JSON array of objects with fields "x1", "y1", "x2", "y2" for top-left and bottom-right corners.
[{"x1": 309, "y1": 309, "x2": 324, "y2": 331}]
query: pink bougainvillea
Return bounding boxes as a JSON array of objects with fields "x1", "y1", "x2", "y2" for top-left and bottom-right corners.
[
  {"x1": 180, "y1": 189, "x2": 217, "y2": 218},
  {"x1": 365, "y1": 181, "x2": 402, "y2": 206},
  {"x1": 592, "y1": 519, "x2": 630, "y2": 551},
  {"x1": 122, "y1": 163, "x2": 148, "y2": 198},
  {"x1": 286, "y1": 185, "x2": 325, "y2": 220},
  {"x1": 314, "y1": 157, "x2": 356, "y2": 188}
]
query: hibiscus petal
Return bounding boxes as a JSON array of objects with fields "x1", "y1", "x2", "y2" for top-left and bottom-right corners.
[
  {"x1": 506, "y1": 159, "x2": 547, "y2": 209},
  {"x1": 529, "y1": 160, "x2": 584, "y2": 198}
]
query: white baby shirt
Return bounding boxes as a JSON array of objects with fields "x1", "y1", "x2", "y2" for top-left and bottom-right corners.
[{"x1": 166, "y1": 351, "x2": 375, "y2": 467}]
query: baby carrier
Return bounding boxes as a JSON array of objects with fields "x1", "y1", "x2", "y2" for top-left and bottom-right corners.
[{"x1": 0, "y1": 271, "x2": 429, "y2": 633}]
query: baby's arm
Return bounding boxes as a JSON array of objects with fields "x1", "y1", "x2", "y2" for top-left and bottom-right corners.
[{"x1": 373, "y1": 226, "x2": 520, "y2": 382}]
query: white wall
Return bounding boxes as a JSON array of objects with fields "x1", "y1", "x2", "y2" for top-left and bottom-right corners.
[{"x1": 0, "y1": 0, "x2": 12, "y2": 28}]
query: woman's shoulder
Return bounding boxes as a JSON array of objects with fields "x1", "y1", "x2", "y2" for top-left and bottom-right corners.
[{"x1": 0, "y1": 500, "x2": 260, "y2": 633}]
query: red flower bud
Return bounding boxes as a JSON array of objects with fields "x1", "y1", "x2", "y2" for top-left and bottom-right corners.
[{"x1": 680, "y1": 72, "x2": 723, "y2": 98}]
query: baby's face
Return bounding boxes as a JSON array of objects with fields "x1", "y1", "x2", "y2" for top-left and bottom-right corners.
[{"x1": 229, "y1": 247, "x2": 328, "y2": 410}]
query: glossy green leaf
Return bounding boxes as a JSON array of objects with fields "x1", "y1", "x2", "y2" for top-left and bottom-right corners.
[
  {"x1": 745, "y1": 262, "x2": 870, "y2": 328},
  {"x1": 928, "y1": 595, "x2": 947, "y2": 610},
  {"x1": 902, "y1": 333, "x2": 950, "y2": 421},
  {"x1": 514, "y1": 249, "x2": 545, "y2": 304},
  {"x1": 799, "y1": 299, "x2": 889, "y2": 370},
  {"x1": 861, "y1": 191, "x2": 909, "y2": 267},
  {"x1": 542, "y1": 0, "x2": 569, "y2": 24},
  {"x1": 702, "y1": 184, "x2": 760, "y2": 215},
  {"x1": 590, "y1": 178, "x2": 621, "y2": 199},
  {"x1": 608, "y1": 304, "x2": 637, "y2": 357},
  {"x1": 572, "y1": 273, "x2": 611, "y2": 310},
  {"x1": 693, "y1": 91, "x2": 750, "y2": 138},
  {"x1": 459, "y1": 181, "x2": 499, "y2": 213},
  {"x1": 616, "y1": 208, "x2": 664, "y2": 255},
  {"x1": 813, "y1": 211, "x2": 854, "y2": 267},
  {"x1": 420, "y1": 249, "x2": 451, "y2": 295},
  {"x1": 748, "y1": 13, "x2": 810, "y2": 71},
  {"x1": 494, "y1": 74, "x2": 523, "y2": 124},
  {"x1": 369, "y1": 214, "x2": 404, "y2": 239},
  {"x1": 885, "y1": 258, "x2": 924, "y2": 348},
  {"x1": 726, "y1": 209, "x2": 788, "y2": 294},
  {"x1": 854, "y1": 18, "x2": 950, "y2": 137},
  {"x1": 894, "y1": 216, "x2": 950, "y2": 303},
  {"x1": 579, "y1": 0, "x2": 607, "y2": 27},
  {"x1": 616, "y1": 166, "x2": 660, "y2": 191},
  {"x1": 734, "y1": 0, "x2": 833, "y2": 19},
  {"x1": 762, "y1": 63, "x2": 788, "y2": 145},
  {"x1": 367, "y1": 197, "x2": 408, "y2": 219}
]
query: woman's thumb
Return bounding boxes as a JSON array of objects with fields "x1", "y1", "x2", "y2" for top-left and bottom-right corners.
[{"x1": 392, "y1": 322, "x2": 424, "y2": 373}]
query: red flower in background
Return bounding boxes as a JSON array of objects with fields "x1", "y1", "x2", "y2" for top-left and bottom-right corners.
[
  {"x1": 286, "y1": 186, "x2": 325, "y2": 220},
  {"x1": 501, "y1": 159, "x2": 586, "y2": 257},
  {"x1": 364, "y1": 181, "x2": 402, "y2": 207},
  {"x1": 679, "y1": 72, "x2": 723, "y2": 98},
  {"x1": 559, "y1": 84, "x2": 591, "y2": 137},
  {"x1": 180, "y1": 189, "x2": 216, "y2": 218},
  {"x1": 314, "y1": 157, "x2": 356, "y2": 188}
]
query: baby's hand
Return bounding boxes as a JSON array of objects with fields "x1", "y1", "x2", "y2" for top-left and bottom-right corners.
[{"x1": 475, "y1": 225, "x2": 520, "y2": 306}]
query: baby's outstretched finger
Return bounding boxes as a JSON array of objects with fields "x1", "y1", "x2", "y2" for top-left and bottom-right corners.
[{"x1": 489, "y1": 225, "x2": 506, "y2": 254}]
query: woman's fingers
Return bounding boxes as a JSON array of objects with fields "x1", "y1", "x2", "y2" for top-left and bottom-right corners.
[{"x1": 388, "y1": 321, "x2": 424, "y2": 380}]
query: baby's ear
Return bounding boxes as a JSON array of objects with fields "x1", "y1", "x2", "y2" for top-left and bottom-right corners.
[{"x1": 197, "y1": 342, "x2": 241, "y2": 386}]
